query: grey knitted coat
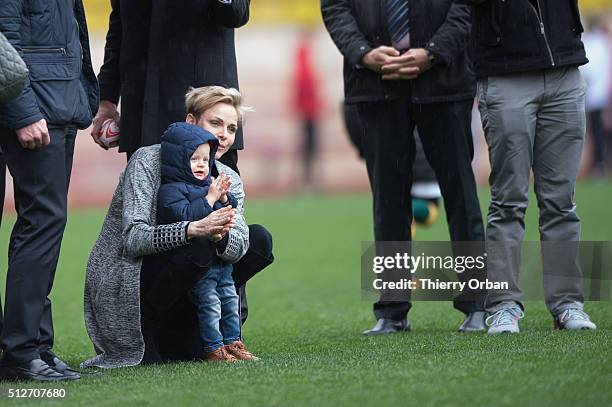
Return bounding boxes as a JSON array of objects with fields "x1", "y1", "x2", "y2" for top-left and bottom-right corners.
[{"x1": 81, "y1": 145, "x2": 249, "y2": 369}]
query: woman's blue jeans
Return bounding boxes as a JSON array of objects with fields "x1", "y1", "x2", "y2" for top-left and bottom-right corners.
[{"x1": 193, "y1": 259, "x2": 240, "y2": 353}]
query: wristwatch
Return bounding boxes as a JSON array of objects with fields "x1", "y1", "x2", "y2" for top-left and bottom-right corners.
[{"x1": 426, "y1": 50, "x2": 437, "y2": 66}]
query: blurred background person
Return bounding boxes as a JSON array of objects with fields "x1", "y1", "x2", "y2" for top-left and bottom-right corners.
[
  {"x1": 581, "y1": 17, "x2": 612, "y2": 177},
  {"x1": 293, "y1": 30, "x2": 323, "y2": 188},
  {"x1": 411, "y1": 133, "x2": 441, "y2": 238}
]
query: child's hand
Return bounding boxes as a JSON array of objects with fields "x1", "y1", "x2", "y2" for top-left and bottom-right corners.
[
  {"x1": 206, "y1": 176, "x2": 223, "y2": 206},
  {"x1": 218, "y1": 173, "x2": 232, "y2": 204}
]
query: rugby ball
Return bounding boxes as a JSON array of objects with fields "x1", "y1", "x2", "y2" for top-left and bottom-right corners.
[{"x1": 99, "y1": 119, "x2": 120, "y2": 148}]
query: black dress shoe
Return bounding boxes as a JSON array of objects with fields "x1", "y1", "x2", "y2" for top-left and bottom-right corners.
[
  {"x1": 40, "y1": 352, "x2": 81, "y2": 380},
  {"x1": 363, "y1": 318, "x2": 411, "y2": 336},
  {"x1": 0, "y1": 358, "x2": 67, "y2": 381}
]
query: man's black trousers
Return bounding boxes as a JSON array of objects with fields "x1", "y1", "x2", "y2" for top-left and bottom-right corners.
[
  {"x1": 344, "y1": 99, "x2": 485, "y2": 320},
  {"x1": 0, "y1": 127, "x2": 75, "y2": 365}
]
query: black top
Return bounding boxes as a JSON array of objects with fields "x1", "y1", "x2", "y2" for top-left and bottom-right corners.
[
  {"x1": 98, "y1": 0, "x2": 249, "y2": 153},
  {"x1": 464, "y1": 0, "x2": 587, "y2": 78}
]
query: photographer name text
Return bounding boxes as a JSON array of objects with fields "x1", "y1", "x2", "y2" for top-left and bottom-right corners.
[{"x1": 372, "y1": 278, "x2": 508, "y2": 291}]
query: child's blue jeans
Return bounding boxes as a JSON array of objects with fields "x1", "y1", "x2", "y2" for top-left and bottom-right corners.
[{"x1": 193, "y1": 259, "x2": 240, "y2": 353}]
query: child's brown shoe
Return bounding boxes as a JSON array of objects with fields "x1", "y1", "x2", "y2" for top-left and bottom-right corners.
[
  {"x1": 204, "y1": 347, "x2": 237, "y2": 362},
  {"x1": 224, "y1": 341, "x2": 259, "y2": 361}
]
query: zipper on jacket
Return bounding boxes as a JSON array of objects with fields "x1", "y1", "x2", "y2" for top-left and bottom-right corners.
[
  {"x1": 22, "y1": 47, "x2": 67, "y2": 55},
  {"x1": 528, "y1": 0, "x2": 555, "y2": 67},
  {"x1": 74, "y1": 16, "x2": 84, "y2": 68}
]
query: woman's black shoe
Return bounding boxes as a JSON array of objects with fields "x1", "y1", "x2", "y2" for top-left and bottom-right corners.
[{"x1": 0, "y1": 358, "x2": 67, "y2": 381}]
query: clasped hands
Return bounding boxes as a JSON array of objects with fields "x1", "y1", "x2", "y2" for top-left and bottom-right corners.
[
  {"x1": 187, "y1": 205, "x2": 236, "y2": 243},
  {"x1": 361, "y1": 46, "x2": 432, "y2": 80}
]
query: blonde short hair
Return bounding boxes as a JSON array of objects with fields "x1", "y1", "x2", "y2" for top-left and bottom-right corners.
[{"x1": 185, "y1": 86, "x2": 251, "y2": 124}]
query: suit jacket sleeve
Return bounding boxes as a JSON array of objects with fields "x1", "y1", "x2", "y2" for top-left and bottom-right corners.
[
  {"x1": 424, "y1": 2, "x2": 472, "y2": 67},
  {"x1": 98, "y1": 0, "x2": 122, "y2": 104},
  {"x1": 210, "y1": 0, "x2": 250, "y2": 29},
  {"x1": 0, "y1": 0, "x2": 44, "y2": 130},
  {"x1": 321, "y1": 0, "x2": 372, "y2": 67}
]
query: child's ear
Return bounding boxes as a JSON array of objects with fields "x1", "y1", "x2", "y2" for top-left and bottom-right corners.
[{"x1": 186, "y1": 113, "x2": 196, "y2": 124}]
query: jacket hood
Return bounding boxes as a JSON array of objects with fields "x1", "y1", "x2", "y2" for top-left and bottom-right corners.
[{"x1": 160, "y1": 122, "x2": 219, "y2": 186}]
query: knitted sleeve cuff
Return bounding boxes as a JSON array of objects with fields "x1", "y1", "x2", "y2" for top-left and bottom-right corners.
[{"x1": 152, "y1": 221, "x2": 189, "y2": 252}]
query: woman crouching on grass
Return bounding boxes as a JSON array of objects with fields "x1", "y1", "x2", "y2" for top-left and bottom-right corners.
[{"x1": 82, "y1": 86, "x2": 274, "y2": 368}]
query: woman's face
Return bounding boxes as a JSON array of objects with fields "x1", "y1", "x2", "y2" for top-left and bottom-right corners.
[{"x1": 187, "y1": 103, "x2": 238, "y2": 159}]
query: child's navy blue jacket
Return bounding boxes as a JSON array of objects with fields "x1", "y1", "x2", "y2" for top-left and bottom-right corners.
[{"x1": 157, "y1": 122, "x2": 237, "y2": 223}]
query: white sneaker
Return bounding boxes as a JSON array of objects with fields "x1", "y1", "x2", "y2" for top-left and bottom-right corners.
[
  {"x1": 486, "y1": 307, "x2": 524, "y2": 335},
  {"x1": 555, "y1": 308, "x2": 597, "y2": 330}
]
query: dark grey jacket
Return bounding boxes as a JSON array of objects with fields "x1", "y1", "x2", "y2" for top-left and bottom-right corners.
[
  {"x1": 321, "y1": 0, "x2": 475, "y2": 104},
  {"x1": 0, "y1": 0, "x2": 99, "y2": 130}
]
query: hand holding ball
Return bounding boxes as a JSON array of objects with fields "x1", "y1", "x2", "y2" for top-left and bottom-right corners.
[{"x1": 98, "y1": 119, "x2": 120, "y2": 148}]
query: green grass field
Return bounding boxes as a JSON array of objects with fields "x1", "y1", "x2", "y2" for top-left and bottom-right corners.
[{"x1": 0, "y1": 182, "x2": 611, "y2": 406}]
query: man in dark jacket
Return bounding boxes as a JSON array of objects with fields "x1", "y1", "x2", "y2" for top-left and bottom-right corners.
[
  {"x1": 0, "y1": 0, "x2": 99, "y2": 381},
  {"x1": 90, "y1": 0, "x2": 249, "y2": 172},
  {"x1": 322, "y1": 0, "x2": 486, "y2": 334},
  {"x1": 461, "y1": 0, "x2": 597, "y2": 334}
]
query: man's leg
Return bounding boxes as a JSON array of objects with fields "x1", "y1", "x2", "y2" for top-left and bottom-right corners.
[
  {"x1": 415, "y1": 101, "x2": 486, "y2": 316},
  {"x1": 589, "y1": 109, "x2": 607, "y2": 175},
  {"x1": 346, "y1": 100, "x2": 414, "y2": 325},
  {"x1": 39, "y1": 129, "x2": 76, "y2": 356},
  {"x1": 302, "y1": 119, "x2": 316, "y2": 185},
  {"x1": 0, "y1": 127, "x2": 72, "y2": 366},
  {"x1": 535, "y1": 67, "x2": 590, "y2": 321},
  {"x1": 478, "y1": 73, "x2": 541, "y2": 331}
]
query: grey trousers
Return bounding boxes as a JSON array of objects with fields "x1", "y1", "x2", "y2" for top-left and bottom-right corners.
[{"x1": 477, "y1": 66, "x2": 586, "y2": 315}]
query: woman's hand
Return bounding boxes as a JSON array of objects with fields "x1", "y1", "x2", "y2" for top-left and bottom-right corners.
[{"x1": 186, "y1": 206, "x2": 236, "y2": 241}]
